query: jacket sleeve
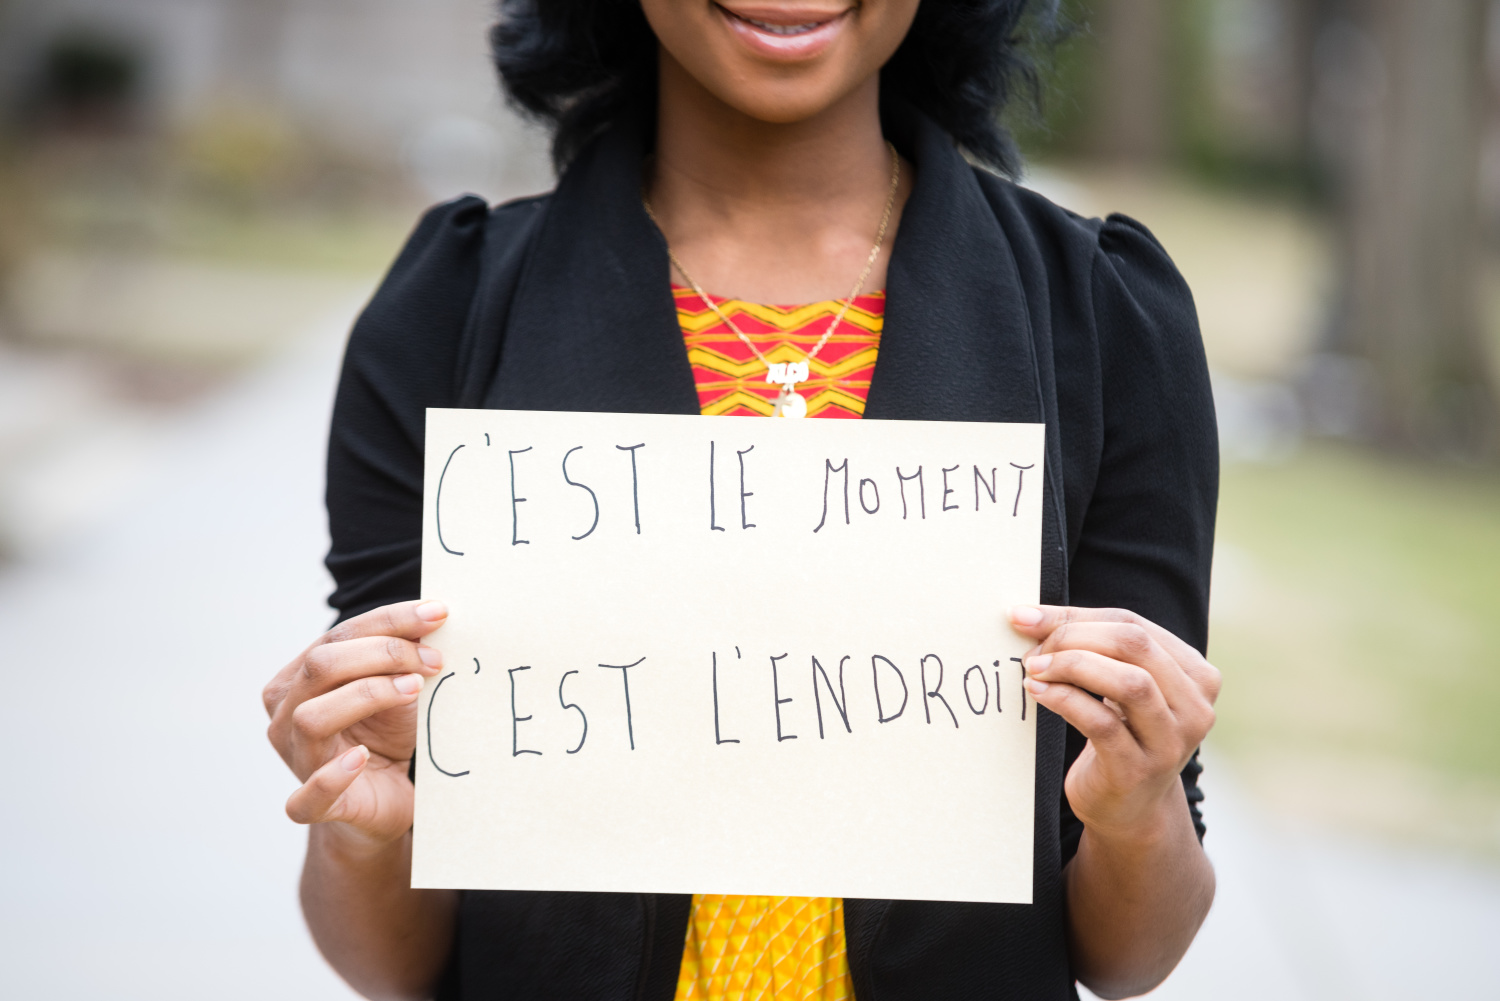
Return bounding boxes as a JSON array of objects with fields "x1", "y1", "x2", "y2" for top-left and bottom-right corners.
[
  {"x1": 324, "y1": 196, "x2": 490, "y2": 623},
  {"x1": 1062, "y1": 213, "x2": 1218, "y2": 854}
]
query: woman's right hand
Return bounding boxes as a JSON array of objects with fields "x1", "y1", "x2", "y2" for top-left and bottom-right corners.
[{"x1": 263, "y1": 600, "x2": 449, "y2": 849}]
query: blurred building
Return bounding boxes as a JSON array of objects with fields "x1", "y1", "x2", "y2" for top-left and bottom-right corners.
[{"x1": 0, "y1": 0, "x2": 548, "y2": 200}]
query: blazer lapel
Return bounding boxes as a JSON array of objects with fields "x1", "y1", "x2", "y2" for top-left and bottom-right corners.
[
  {"x1": 486, "y1": 119, "x2": 701, "y2": 414},
  {"x1": 865, "y1": 111, "x2": 1044, "y2": 427}
]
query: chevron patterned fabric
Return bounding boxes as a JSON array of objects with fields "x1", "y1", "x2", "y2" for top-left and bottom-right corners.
[
  {"x1": 674, "y1": 286, "x2": 884, "y2": 418},
  {"x1": 675, "y1": 894, "x2": 853, "y2": 1001}
]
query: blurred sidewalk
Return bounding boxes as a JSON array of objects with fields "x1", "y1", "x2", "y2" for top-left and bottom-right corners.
[
  {"x1": 1, "y1": 300, "x2": 1498, "y2": 998},
  {"x1": 1109, "y1": 764, "x2": 1500, "y2": 1000},
  {"x1": 0, "y1": 301, "x2": 361, "y2": 999}
]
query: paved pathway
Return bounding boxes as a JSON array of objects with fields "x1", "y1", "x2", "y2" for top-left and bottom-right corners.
[
  {"x1": 2, "y1": 306, "x2": 1497, "y2": 999},
  {"x1": 0, "y1": 310, "x2": 360, "y2": 999}
]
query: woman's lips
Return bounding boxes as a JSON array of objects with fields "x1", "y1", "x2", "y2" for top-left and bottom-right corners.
[{"x1": 715, "y1": 4, "x2": 852, "y2": 60}]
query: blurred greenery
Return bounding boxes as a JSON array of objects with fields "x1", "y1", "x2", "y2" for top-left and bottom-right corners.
[
  {"x1": 1212, "y1": 443, "x2": 1500, "y2": 852},
  {"x1": 42, "y1": 188, "x2": 411, "y2": 274},
  {"x1": 1016, "y1": 0, "x2": 1322, "y2": 200},
  {"x1": 1, "y1": 129, "x2": 412, "y2": 277}
]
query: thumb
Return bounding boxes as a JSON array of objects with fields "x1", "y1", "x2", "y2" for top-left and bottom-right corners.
[
  {"x1": 1007, "y1": 604, "x2": 1067, "y2": 639},
  {"x1": 286, "y1": 745, "x2": 368, "y2": 825}
]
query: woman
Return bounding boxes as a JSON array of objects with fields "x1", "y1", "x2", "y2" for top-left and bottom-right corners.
[{"x1": 262, "y1": 1, "x2": 1221, "y2": 998}]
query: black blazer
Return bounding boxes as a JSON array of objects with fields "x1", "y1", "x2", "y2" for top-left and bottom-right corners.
[{"x1": 325, "y1": 108, "x2": 1217, "y2": 1001}]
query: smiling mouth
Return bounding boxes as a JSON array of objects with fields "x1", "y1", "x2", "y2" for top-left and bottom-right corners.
[
  {"x1": 738, "y1": 16, "x2": 824, "y2": 35},
  {"x1": 717, "y1": 5, "x2": 846, "y2": 36}
]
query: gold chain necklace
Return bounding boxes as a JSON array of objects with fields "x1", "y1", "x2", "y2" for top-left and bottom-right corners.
[{"x1": 643, "y1": 142, "x2": 900, "y2": 418}]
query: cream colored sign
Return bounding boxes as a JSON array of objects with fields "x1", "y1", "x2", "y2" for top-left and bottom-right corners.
[{"x1": 415, "y1": 408, "x2": 1044, "y2": 904}]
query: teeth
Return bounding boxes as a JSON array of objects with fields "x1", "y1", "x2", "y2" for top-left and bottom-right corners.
[{"x1": 744, "y1": 16, "x2": 821, "y2": 35}]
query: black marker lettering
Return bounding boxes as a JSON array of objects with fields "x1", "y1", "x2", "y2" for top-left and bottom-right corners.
[
  {"x1": 616, "y1": 443, "x2": 645, "y2": 534},
  {"x1": 435, "y1": 444, "x2": 465, "y2": 556},
  {"x1": 426, "y1": 671, "x2": 469, "y2": 776},
  {"x1": 941, "y1": 465, "x2": 960, "y2": 512},
  {"x1": 963, "y1": 665, "x2": 989, "y2": 715},
  {"x1": 709, "y1": 442, "x2": 725, "y2": 532},
  {"x1": 812, "y1": 458, "x2": 850, "y2": 533},
  {"x1": 994, "y1": 660, "x2": 1003, "y2": 713},
  {"x1": 473, "y1": 657, "x2": 480, "y2": 674},
  {"x1": 737, "y1": 446, "x2": 756, "y2": 529},
  {"x1": 921, "y1": 654, "x2": 959, "y2": 728},
  {"x1": 975, "y1": 466, "x2": 998, "y2": 511},
  {"x1": 507, "y1": 666, "x2": 541, "y2": 756},
  {"x1": 1011, "y1": 656, "x2": 1027, "y2": 720},
  {"x1": 811, "y1": 655, "x2": 852, "y2": 739},
  {"x1": 508, "y1": 447, "x2": 533, "y2": 545},
  {"x1": 558, "y1": 670, "x2": 588, "y2": 754},
  {"x1": 562, "y1": 446, "x2": 600, "y2": 541},
  {"x1": 858, "y1": 477, "x2": 880, "y2": 514},
  {"x1": 770, "y1": 653, "x2": 797, "y2": 741},
  {"x1": 1010, "y1": 463, "x2": 1035, "y2": 517},
  {"x1": 712, "y1": 652, "x2": 740, "y2": 745},
  {"x1": 484, "y1": 433, "x2": 489, "y2": 446},
  {"x1": 871, "y1": 655, "x2": 909, "y2": 723},
  {"x1": 600, "y1": 657, "x2": 646, "y2": 749},
  {"x1": 897, "y1": 466, "x2": 925, "y2": 520}
]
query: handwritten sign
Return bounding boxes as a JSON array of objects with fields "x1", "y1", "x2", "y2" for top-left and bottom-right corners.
[{"x1": 414, "y1": 409, "x2": 1045, "y2": 904}]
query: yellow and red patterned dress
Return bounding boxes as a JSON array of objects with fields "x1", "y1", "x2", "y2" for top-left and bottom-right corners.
[
  {"x1": 672, "y1": 285, "x2": 877, "y2": 1001},
  {"x1": 675, "y1": 286, "x2": 884, "y2": 419}
]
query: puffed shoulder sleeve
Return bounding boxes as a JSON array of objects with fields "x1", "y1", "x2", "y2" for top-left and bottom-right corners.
[
  {"x1": 324, "y1": 196, "x2": 490, "y2": 623},
  {"x1": 1069, "y1": 213, "x2": 1218, "y2": 841},
  {"x1": 1074, "y1": 213, "x2": 1217, "y2": 650}
]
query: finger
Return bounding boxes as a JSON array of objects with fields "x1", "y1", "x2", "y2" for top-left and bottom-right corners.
[
  {"x1": 1024, "y1": 678, "x2": 1137, "y2": 756},
  {"x1": 1029, "y1": 620, "x2": 1201, "y2": 715},
  {"x1": 322, "y1": 600, "x2": 448, "y2": 646},
  {"x1": 1025, "y1": 650, "x2": 1175, "y2": 748},
  {"x1": 1009, "y1": 604, "x2": 1220, "y2": 703},
  {"x1": 263, "y1": 659, "x2": 300, "y2": 718},
  {"x1": 286, "y1": 745, "x2": 368, "y2": 824},
  {"x1": 268, "y1": 638, "x2": 436, "y2": 761},
  {"x1": 264, "y1": 600, "x2": 445, "y2": 719},
  {"x1": 289, "y1": 634, "x2": 443, "y2": 704},
  {"x1": 287, "y1": 672, "x2": 426, "y2": 764}
]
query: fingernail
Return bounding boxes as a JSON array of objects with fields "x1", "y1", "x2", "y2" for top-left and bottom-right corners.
[
  {"x1": 1009, "y1": 605, "x2": 1044, "y2": 627},
  {"x1": 1026, "y1": 654, "x2": 1053, "y2": 674},
  {"x1": 1025, "y1": 679, "x2": 1050, "y2": 695},
  {"x1": 417, "y1": 645, "x2": 443, "y2": 668},
  {"x1": 394, "y1": 673, "x2": 424, "y2": 695},
  {"x1": 416, "y1": 601, "x2": 448, "y2": 622},
  {"x1": 341, "y1": 746, "x2": 367, "y2": 771}
]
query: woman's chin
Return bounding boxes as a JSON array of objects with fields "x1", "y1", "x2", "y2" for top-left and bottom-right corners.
[{"x1": 707, "y1": 82, "x2": 862, "y2": 127}]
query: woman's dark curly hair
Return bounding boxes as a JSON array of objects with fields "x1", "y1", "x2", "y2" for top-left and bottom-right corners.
[{"x1": 492, "y1": 1, "x2": 1060, "y2": 176}]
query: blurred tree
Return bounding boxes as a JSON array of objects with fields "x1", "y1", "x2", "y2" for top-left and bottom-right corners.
[
  {"x1": 1012, "y1": 0, "x2": 1190, "y2": 167},
  {"x1": 1180, "y1": 0, "x2": 1325, "y2": 193},
  {"x1": 1088, "y1": 0, "x2": 1175, "y2": 164},
  {"x1": 1323, "y1": 0, "x2": 1497, "y2": 455}
]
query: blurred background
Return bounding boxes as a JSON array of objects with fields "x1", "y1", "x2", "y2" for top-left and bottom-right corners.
[{"x1": 0, "y1": 0, "x2": 1496, "y2": 997}]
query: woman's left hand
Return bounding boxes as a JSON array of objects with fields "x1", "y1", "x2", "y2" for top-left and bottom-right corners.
[{"x1": 1008, "y1": 605, "x2": 1221, "y2": 840}]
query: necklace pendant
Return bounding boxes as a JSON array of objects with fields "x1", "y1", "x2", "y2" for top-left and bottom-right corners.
[
  {"x1": 767, "y1": 360, "x2": 810, "y2": 418},
  {"x1": 774, "y1": 386, "x2": 808, "y2": 418}
]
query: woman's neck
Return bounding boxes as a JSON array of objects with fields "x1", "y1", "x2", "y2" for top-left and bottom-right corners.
[{"x1": 645, "y1": 50, "x2": 912, "y2": 304}]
